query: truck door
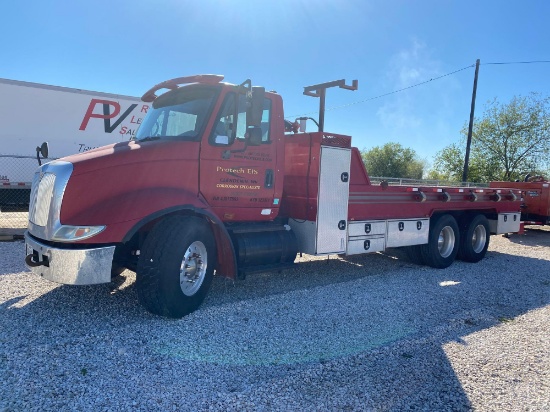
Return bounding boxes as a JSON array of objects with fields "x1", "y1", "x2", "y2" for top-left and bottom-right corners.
[{"x1": 199, "y1": 92, "x2": 279, "y2": 221}]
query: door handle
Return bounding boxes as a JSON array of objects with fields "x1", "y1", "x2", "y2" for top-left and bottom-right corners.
[{"x1": 265, "y1": 169, "x2": 274, "y2": 188}]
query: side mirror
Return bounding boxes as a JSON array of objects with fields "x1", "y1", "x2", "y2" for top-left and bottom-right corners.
[
  {"x1": 247, "y1": 86, "x2": 265, "y2": 128},
  {"x1": 36, "y1": 142, "x2": 49, "y2": 166},
  {"x1": 247, "y1": 126, "x2": 262, "y2": 146},
  {"x1": 39, "y1": 142, "x2": 49, "y2": 158}
]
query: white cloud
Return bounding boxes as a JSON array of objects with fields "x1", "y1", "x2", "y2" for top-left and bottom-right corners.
[
  {"x1": 375, "y1": 39, "x2": 463, "y2": 157},
  {"x1": 376, "y1": 103, "x2": 422, "y2": 130}
]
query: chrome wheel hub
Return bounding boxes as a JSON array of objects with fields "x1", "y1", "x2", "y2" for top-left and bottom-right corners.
[
  {"x1": 471, "y1": 224, "x2": 487, "y2": 253},
  {"x1": 179, "y1": 241, "x2": 207, "y2": 296},
  {"x1": 437, "y1": 226, "x2": 455, "y2": 258}
]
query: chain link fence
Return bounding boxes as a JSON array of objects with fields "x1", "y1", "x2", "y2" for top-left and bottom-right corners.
[{"x1": 0, "y1": 155, "x2": 49, "y2": 236}]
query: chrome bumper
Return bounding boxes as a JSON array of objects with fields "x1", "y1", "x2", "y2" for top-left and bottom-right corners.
[{"x1": 24, "y1": 232, "x2": 115, "y2": 285}]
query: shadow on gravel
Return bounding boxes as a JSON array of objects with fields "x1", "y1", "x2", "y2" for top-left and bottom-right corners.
[
  {"x1": 505, "y1": 227, "x2": 550, "y2": 247},
  {"x1": 0, "y1": 295, "x2": 27, "y2": 309},
  {"x1": 2, "y1": 239, "x2": 549, "y2": 410}
]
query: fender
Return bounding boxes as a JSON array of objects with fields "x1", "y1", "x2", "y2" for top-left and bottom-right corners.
[{"x1": 122, "y1": 205, "x2": 238, "y2": 280}]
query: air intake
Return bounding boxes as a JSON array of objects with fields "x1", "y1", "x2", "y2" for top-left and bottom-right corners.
[{"x1": 29, "y1": 173, "x2": 56, "y2": 227}]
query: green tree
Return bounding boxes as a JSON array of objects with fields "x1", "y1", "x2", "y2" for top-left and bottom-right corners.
[
  {"x1": 430, "y1": 94, "x2": 550, "y2": 182},
  {"x1": 427, "y1": 143, "x2": 502, "y2": 183},
  {"x1": 426, "y1": 144, "x2": 463, "y2": 181},
  {"x1": 361, "y1": 142, "x2": 424, "y2": 179}
]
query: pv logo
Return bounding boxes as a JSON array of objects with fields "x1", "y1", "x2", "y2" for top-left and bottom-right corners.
[{"x1": 79, "y1": 99, "x2": 138, "y2": 133}]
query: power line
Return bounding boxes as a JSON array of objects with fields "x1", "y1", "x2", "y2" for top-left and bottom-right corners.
[
  {"x1": 287, "y1": 64, "x2": 475, "y2": 119},
  {"x1": 287, "y1": 59, "x2": 550, "y2": 119},
  {"x1": 484, "y1": 60, "x2": 550, "y2": 65}
]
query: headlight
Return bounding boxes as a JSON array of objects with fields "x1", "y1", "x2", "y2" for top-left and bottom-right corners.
[{"x1": 52, "y1": 225, "x2": 105, "y2": 242}]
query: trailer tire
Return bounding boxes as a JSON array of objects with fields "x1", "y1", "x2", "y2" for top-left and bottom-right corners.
[
  {"x1": 420, "y1": 214, "x2": 459, "y2": 269},
  {"x1": 458, "y1": 214, "x2": 490, "y2": 263},
  {"x1": 136, "y1": 216, "x2": 216, "y2": 318}
]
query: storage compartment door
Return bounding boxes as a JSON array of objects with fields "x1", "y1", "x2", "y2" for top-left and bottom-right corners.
[
  {"x1": 489, "y1": 213, "x2": 521, "y2": 234},
  {"x1": 315, "y1": 147, "x2": 351, "y2": 254},
  {"x1": 386, "y1": 219, "x2": 429, "y2": 247},
  {"x1": 347, "y1": 236, "x2": 385, "y2": 255}
]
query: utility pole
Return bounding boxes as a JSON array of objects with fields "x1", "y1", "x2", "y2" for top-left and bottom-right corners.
[{"x1": 462, "y1": 59, "x2": 480, "y2": 183}]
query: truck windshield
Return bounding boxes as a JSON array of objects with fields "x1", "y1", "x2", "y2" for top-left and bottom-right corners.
[{"x1": 135, "y1": 86, "x2": 219, "y2": 141}]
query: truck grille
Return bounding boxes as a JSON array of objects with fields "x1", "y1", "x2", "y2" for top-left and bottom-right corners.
[{"x1": 29, "y1": 172, "x2": 56, "y2": 227}]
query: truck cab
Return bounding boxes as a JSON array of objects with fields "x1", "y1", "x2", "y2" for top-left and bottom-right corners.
[{"x1": 25, "y1": 75, "x2": 298, "y2": 317}]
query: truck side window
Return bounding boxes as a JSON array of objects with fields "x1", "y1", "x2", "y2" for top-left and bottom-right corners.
[
  {"x1": 260, "y1": 98, "x2": 272, "y2": 143},
  {"x1": 210, "y1": 93, "x2": 239, "y2": 146},
  {"x1": 209, "y1": 94, "x2": 272, "y2": 145}
]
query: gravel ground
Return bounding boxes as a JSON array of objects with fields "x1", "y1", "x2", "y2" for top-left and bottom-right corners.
[{"x1": 1, "y1": 227, "x2": 549, "y2": 411}]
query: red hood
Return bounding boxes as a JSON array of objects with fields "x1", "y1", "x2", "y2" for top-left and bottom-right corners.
[
  {"x1": 63, "y1": 140, "x2": 194, "y2": 175},
  {"x1": 60, "y1": 139, "x2": 204, "y2": 233}
]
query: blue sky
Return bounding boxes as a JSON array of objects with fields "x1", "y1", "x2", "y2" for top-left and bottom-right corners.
[{"x1": 2, "y1": 0, "x2": 549, "y2": 167}]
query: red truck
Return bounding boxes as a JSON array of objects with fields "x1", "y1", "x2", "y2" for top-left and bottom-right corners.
[
  {"x1": 490, "y1": 175, "x2": 550, "y2": 227},
  {"x1": 25, "y1": 75, "x2": 522, "y2": 318}
]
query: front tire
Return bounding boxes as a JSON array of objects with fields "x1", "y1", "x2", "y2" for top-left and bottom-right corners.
[
  {"x1": 420, "y1": 214, "x2": 459, "y2": 269},
  {"x1": 458, "y1": 214, "x2": 490, "y2": 263},
  {"x1": 136, "y1": 216, "x2": 216, "y2": 318}
]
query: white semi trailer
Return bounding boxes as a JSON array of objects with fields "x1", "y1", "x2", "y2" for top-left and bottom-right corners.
[{"x1": 0, "y1": 77, "x2": 149, "y2": 209}]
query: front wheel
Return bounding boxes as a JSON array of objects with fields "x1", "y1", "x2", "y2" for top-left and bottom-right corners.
[
  {"x1": 420, "y1": 214, "x2": 459, "y2": 269},
  {"x1": 458, "y1": 214, "x2": 490, "y2": 263},
  {"x1": 136, "y1": 216, "x2": 216, "y2": 318}
]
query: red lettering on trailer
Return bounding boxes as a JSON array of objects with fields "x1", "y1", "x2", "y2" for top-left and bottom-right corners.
[
  {"x1": 79, "y1": 99, "x2": 121, "y2": 131},
  {"x1": 141, "y1": 105, "x2": 149, "y2": 113},
  {"x1": 119, "y1": 127, "x2": 137, "y2": 136}
]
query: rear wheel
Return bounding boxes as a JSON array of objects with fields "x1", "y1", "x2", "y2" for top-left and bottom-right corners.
[
  {"x1": 136, "y1": 215, "x2": 216, "y2": 318},
  {"x1": 458, "y1": 214, "x2": 490, "y2": 263},
  {"x1": 420, "y1": 214, "x2": 459, "y2": 269}
]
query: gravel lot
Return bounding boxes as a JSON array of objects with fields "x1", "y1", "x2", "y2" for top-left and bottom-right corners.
[{"x1": 1, "y1": 227, "x2": 549, "y2": 411}]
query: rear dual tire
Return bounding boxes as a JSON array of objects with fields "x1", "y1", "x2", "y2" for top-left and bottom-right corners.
[
  {"x1": 420, "y1": 214, "x2": 460, "y2": 269},
  {"x1": 458, "y1": 214, "x2": 490, "y2": 263},
  {"x1": 409, "y1": 213, "x2": 490, "y2": 268}
]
